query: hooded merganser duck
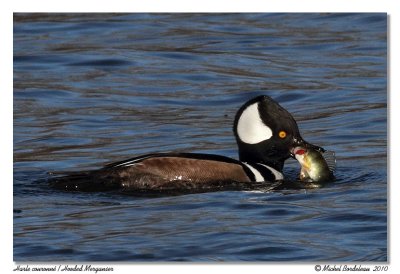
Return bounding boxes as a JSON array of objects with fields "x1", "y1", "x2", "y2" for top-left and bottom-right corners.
[{"x1": 49, "y1": 95, "x2": 323, "y2": 193}]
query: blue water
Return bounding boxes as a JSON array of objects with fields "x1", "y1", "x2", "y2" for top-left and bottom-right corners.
[{"x1": 13, "y1": 13, "x2": 387, "y2": 261}]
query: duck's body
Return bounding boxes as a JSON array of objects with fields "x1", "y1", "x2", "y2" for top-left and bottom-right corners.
[
  {"x1": 49, "y1": 95, "x2": 323, "y2": 193},
  {"x1": 50, "y1": 153, "x2": 283, "y2": 192}
]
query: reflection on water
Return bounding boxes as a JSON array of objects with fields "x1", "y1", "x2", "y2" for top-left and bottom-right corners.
[{"x1": 14, "y1": 13, "x2": 387, "y2": 261}]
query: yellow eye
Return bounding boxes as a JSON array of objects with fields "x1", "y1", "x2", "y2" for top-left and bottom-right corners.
[{"x1": 278, "y1": 131, "x2": 287, "y2": 139}]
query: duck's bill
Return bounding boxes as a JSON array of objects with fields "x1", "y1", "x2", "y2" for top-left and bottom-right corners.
[{"x1": 290, "y1": 138, "x2": 325, "y2": 157}]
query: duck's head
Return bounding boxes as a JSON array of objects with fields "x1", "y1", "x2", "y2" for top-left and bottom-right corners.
[{"x1": 233, "y1": 95, "x2": 323, "y2": 171}]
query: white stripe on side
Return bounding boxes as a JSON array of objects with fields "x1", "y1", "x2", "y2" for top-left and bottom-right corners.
[
  {"x1": 258, "y1": 164, "x2": 284, "y2": 180},
  {"x1": 243, "y1": 163, "x2": 265, "y2": 182},
  {"x1": 112, "y1": 155, "x2": 152, "y2": 167}
]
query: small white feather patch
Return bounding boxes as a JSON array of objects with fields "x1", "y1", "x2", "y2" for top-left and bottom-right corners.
[{"x1": 237, "y1": 103, "x2": 273, "y2": 144}]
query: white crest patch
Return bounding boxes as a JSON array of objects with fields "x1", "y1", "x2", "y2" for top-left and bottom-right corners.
[{"x1": 237, "y1": 103, "x2": 273, "y2": 144}]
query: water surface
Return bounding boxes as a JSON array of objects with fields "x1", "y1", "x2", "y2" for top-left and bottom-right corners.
[{"x1": 13, "y1": 13, "x2": 387, "y2": 261}]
